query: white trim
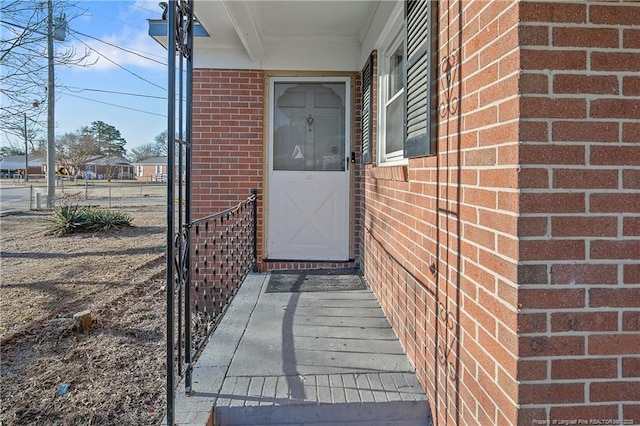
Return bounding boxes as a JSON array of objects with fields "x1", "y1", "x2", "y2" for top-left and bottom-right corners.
[
  {"x1": 221, "y1": 0, "x2": 265, "y2": 62},
  {"x1": 377, "y1": 14, "x2": 408, "y2": 166}
]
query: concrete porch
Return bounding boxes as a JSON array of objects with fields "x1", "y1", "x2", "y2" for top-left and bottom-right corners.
[{"x1": 166, "y1": 273, "x2": 432, "y2": 426}]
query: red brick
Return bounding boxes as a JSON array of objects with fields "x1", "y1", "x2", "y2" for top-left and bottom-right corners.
[
  {"x1": 590, "y1": 288, "x2": 640, "y2": 308},
  {"x1": 623, "y1": 122, "x2": 640, "y2": 143},
  {"x1": 551, "y1": 358, "x2": 617, "y2": 379},
  {"x1": 518, "y1": 312, "x2": 547, "y2": 334},
  {"x1": 624, "y1": 76, "x2": 640, "y2": 97},
  {"x1": 549, "y1": 405, "x2": 619, "y2": 424},
  {"x1": 519, "y1": 168, "x2": 549, "y2": 189},
  {"x1": 624, "y1": 217, "x2": 640, "y2": 236},
  {"x1": 517, "y1": 217, "x2": 548, "y2": 238},
  {"x1": 553, "y1": 27, "x2": 618, "y2": 48},
  {"x1": 518, "y1": 25, "x2": 549, "y2": 46},
  {"x1": 518, "y1": 288, "x2": 585, "y2": 310},
  {"x1": 464, "y1": 63, "x2": 498, "y2": 94},
  {"x1": 519, "y1": 383, "x2": 584, "y2": 404},
  {"x1": 518, "y1": 408, "x2": 548, "y2": 426},
  {"x1": 520, "y1": 49, "x2": 587, "y2": 71},
  {"x1": 519, "y1": 121, "x2": 549, "y2": 142},
  {"x1": 623, "y1": 404, "x2": 640, "y2": 423},
  {"x1": 552, "y1": 216, "x2": 617, "y2": 237},
  {"x1": 553, "y1": 74, "x2": 618, "y2": 95},
  {"x1": 590, "y1": 381, "x2": 640, "y2": 402},
  {"x1": 480, "y1": 168, "x2": 519, "y2": 189},
  {"x1": 621, "y1": 169, "x2": 640, "y2": 191},
  {"x1": 590, "y1": 5, "x2": 640, "y2": 26},
  {"x1": 464, "y1": 224, "x2": 495, "y2": 250},
  {"x1": 464, "y1": 148, "x2": 496, "y2": 167},
  {"x1": 623, "y1": 312, "x2": 640, "y2": 331},
  {"x1": 520, "y1": 73, "x2": 548, "y2": 95},
  {"x1": 622, "y1": 357, "x2": 640, "y2": 378},
  {"x1": 551, "y1": 311, "x2": 618, "y2": 332},
  {"x1": 551, "y1": 264, "x2": 618, "y2": 285},
  {"x1": 591, "y1": 240, "x2": 640, "y2": 260},
  {"x1": 520, "y1": 192, "x2": 585, "y2": 214},
  {"x1": 590, "y1": 335, "x2": 640, "y2": 356},
  {"x1": 624, "y1": 264, "x2": 640, "y2": 284},
  {"x1": 517, "y1": 263, "x2": 548, "y2": 284},
  {"x1": 480, "y1": 74, "x2": 518, "y2": 107},
  {"x1": 520, "y1": 144, "x2": 585, "y2": 165},
  {"x1": 591, "y1": 146, "x2": 640, "y2": 166},
  {"x1": 517, "y1": 359, "x2": 547, "y2": 381},
  {"x1": 591, "y1": 194, "x2": 640, "y2": 214},
  {"x1": 591, "y1": 99, "x2": 640, "y2": 119},
  {"x1": 464, "y1": 106, "x2": 497, "y2": 131},
  {"x1": 521, "y1": 239, "x2": 586, "y2": 261},
  {"x1": 554, "y1": 121, "x2": 619, "y2": 143},
  {"x1": 553, "y1": 169, "x2": 618, "y2": 189},
  {"x1": 520, "y1": 2, "x2": 586, "y2": 23},
  {"x1": 479, "y1": 210, "x2": 517, "y2": 235},
  {"x1": 624, "y1": 29, "x2": 640, "y2": 49},
  {"x1": 521, "y1": 97, "x2": 587, "y2": 119}
]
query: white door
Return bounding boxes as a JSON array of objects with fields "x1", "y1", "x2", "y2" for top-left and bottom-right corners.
[{"x1": 267, "y1": 77, "x2": 350, "y2": 261}]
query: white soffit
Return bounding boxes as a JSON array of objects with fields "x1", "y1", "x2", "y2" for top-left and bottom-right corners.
[{"x1": 193, "y1": 0, "x2": 380, "y2": 70}]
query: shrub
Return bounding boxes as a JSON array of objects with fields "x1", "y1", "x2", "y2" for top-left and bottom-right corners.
[{"x1": 49, "y1": 205, "x2": 132, "y2": 236}]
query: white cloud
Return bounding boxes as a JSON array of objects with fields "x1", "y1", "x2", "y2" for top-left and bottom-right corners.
[{"x1": 68, "y1": 1, "x2": 167, "y2": 72}]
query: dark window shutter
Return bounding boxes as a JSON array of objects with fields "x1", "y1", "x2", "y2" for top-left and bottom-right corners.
[
  {"x1": 361, "y1": 54, "x2": 373, "y2": 165},
  {"x1": 404, "y1": 0, "x2": 437, "y2": 158}
]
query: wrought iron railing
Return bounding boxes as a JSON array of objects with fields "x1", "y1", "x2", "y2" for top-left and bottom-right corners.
[
  {"x1": 166, "y1": 190, "x2": 257, "y2": 424},
  {"x1": 187, "y1": 190, "x2": 258, "y2": 361}
]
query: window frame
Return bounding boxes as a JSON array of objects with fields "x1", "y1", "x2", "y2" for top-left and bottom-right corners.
[{"x1": 377, "y1": 9, "x2": 407, "y2": 166}]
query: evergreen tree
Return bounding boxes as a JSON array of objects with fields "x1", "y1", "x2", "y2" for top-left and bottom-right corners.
[{"x1": 82, "y1": 121, "x2": 127, "y2": 157}]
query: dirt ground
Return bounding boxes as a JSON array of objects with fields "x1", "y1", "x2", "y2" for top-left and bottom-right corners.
[{"x1": 0, "y1": 204, "x2": 167, "y2": 425}]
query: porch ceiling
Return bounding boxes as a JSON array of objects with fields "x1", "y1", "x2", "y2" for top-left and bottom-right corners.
[{"x1": 192, "y1": 0, "x2": 382, "y2": 69}]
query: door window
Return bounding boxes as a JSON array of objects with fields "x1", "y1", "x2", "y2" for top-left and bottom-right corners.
[{"x1": 273, "y1": 82, "x2": 346, "y2": 172}]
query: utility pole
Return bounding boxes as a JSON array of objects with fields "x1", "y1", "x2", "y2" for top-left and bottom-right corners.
[
  {"x1": 24, "y1": 113, "x2": 29, "y2": 182},
  {"x1": 46, "y1": 0, "x2": 55, "y2": 208}
]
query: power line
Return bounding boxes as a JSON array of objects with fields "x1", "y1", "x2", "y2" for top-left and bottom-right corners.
[
  {"x1": 62, "y1": 85, "x2": 166, "y2": 100},
  {"x1": 69, "y1": 28, "x2": 167, "y2": 66},
  {"x1": 63, "y1": 93, "x2": 166, "y2": 117},
  {"x1": 69, "y1": 33, "x2": 166, "y2": 91},
  {"x1": 130, "y1": 3, "x2": 162, "y2": 15}
]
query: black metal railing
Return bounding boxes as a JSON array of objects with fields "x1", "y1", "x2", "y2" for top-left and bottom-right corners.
[
  {"x1": 167, "y1": 190, "x2": 257, "y2": 423},
  {"x1": 187, "y1": 190, "x2": 258, "y2": 363}
]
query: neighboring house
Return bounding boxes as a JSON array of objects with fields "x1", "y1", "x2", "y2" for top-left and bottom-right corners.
[
  {"x1": 132, "y1": 156, "x2": 167, "y2": 181},
  {"x1": 84, "y1": 155, "x2": 133, "y2": 180},
  {"x1": 152, "y1": 1, "x2": 639, "y2": 425},
  {"x1": 0, "y1": 155, "x2": 44, "y2": 177}
]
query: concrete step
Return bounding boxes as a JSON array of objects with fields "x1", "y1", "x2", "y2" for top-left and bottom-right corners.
[
  {"x1": 214, "y1": 372, "x2": 433, "y2": 426},
  {"x1": 215, "y1": 400, "x2": 432, "y2": 425}
]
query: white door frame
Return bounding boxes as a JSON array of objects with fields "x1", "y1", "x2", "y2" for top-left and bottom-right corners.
[{"x1": 266, "y1": 76, "x2": 351, "y2": 261}]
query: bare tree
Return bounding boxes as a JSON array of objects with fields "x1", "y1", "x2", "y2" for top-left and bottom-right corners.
[
  {"x1": 154, "y1": 130, "x2": 168, "y2": 154},
  {"x1": 130, "y1": 142, "x2": 163, "y2": 162},
  {"x1": 0, "y1": 0, "x2": 91, "y2": 136},
  {"x1": 56, "y1": 130, "x2": 99, "y2": 177}
]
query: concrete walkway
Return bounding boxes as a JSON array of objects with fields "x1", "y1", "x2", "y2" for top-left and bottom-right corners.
[{"x1": 167, "y1": 273, "x2": 432, "y2": 425}]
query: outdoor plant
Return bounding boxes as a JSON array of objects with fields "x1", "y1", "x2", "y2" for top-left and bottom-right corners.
[{"x1": 49, "y1": 204, "x2": 132, "y2": 236}]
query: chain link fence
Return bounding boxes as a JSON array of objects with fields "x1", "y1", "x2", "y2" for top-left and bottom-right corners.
[{"x1": 0, "y1": 181, "x2": 167, "y2": 213}]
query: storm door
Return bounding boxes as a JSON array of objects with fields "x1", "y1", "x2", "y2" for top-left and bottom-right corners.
[{"x1": 267, "y1": 77, "x2": 350, "y2": 261}]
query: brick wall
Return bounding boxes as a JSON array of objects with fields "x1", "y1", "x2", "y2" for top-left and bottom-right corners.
[
  {"x1": 192, "y1": 69, "x2": 264, "y2": 213},
  {"x1": 192, "y1": 69, "x2": 265, "y2": 258},
  {"x1": 362, "y1": 1, "x2": 521, "y2": 424},
  {"x1": 517, "y1": 1, "x2": 640, "y2": 424}
]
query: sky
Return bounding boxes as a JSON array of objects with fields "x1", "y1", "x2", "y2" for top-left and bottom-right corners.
[{"x1": 2, "y1": 0, "x2": 170, "y2": 154}]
